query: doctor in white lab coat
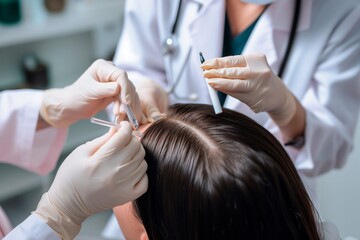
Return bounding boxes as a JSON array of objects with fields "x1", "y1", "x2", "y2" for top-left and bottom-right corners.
[
  {"x1": 113, "y1": 0, "x2": 360, "y2": 198},
  {"x1": 0, "y1": 60, "x2": 147, "y2": 239}
]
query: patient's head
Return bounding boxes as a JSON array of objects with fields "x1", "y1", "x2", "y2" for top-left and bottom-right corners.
[{"x1": 118, "y1": 104, "x2": 320, "y2": 240}]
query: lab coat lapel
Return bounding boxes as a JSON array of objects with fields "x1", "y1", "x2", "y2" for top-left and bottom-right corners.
[
  {"x1": 242, "y1": 7, "x2": 278, "y2": 70},
  {"x1": 242, "y1": 0, "x2": 312, "y2": 72},
  {"x1": 170, "y1": 0, "x2": 224, "y2": 87},
  {"x1": 188, "y1": 0, "x2": 225, "y2": 59},
  {"x1": 168, "y1": 0, "x2": 197, "y2": 85}
]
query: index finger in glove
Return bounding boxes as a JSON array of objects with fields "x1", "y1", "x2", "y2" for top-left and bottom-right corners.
[
  {"x1": 92, "y1": 121, "x2": 133, "y2": 158},
  {"x1": 201, "y1": 55, "x2": 247, "y2": 70},
  {"x1": 203, "y1": 67, "x2": 251, "y2": 79},
  {"x1": 143, "y1": 102, "x2": 163, "y2": 122},
  {"x1": 91, "y1": 59, "x2": 127, "y2": 83},
  {"x1": 91, "y1": 60, "x2": 134, "y2": 104},
  {"x1": 208, "y1": 78, "x2": 253, "y2": 93},
  {"x1": 84, "y1": 128, "x2": 118, "y2": 156},
  {"x1": 117, "y1": 72, "x2": 136, "y2": 105}
]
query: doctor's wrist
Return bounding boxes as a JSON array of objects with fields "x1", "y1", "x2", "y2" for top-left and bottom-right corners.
[
  {"x1": 40, "y1": 88, "x2": 77, "y2": 128},
  {"x1": 277, "y1": 97, "x2": 306, "y2": 145},
  {"x1": 268, "y1": 88, "x2": 297, "y2": 127}
]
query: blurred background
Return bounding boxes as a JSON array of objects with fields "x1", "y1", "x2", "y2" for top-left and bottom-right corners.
[
  {"x1": 0, "y1": 0, "x2": 124, "y2": 239},
  {"x1": 0, "y1": 0, "x2": 359, "y2": 239}
]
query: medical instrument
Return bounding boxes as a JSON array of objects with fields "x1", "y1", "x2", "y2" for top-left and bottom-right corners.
[
  {"x1": 123, "y1": 104, "x2": 140, "y2": 131},
  {"x1": 114, "y1": 94, "x2": 139, "y2": 130},
  {"x1": 163, "y1": 0, "x2": 301, "y2": 100},
  {"x1": 113, "y1": 103, "x2": 139, "y2": 131},
  {"x1": 91, "y1": 117, "x2": 142, "y2": 137},
  {"x1": 91, "y1": 117, "x2": 119, "y2": 128},
  {"x1": 199, "y1": 52, "x2": 222, "y2": 114}
]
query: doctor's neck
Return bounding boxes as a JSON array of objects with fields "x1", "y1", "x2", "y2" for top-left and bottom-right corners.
[{"x1": 226, "y1": 0, "x2": 267, "y2": 35}]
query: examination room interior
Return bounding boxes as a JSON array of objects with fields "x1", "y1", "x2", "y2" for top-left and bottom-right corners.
[{"x1": 0, "y1": 0, "x2": 359, "y2": 239}]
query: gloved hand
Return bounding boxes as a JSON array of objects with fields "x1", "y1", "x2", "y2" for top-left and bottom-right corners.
[
  {"x1": 34, "y1": 122, "x2": 148, "y2": 239},
  {"x1": 112, "y1": 71, "x2": 146, "y2": 125},
  {"x1": 40, "y1": 59, "x2": 143, "y2": 128},
  {"x1": 201, "y1": 53, "x2": 296, "y2": 127},
  {"x1": 129, "y1": 77, "x2": 168, "y2": 123}
]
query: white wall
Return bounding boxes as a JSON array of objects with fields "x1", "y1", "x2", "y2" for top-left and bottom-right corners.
[{"x1": 318, "y1": 112, "x2": 360, "y2": 238}]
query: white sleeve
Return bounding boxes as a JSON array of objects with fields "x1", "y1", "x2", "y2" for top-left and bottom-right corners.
[
  {"x1": 0, "y1": 90, "x2": 67, "y2": 175},
  {"x1": 113, "y1": 0, "x2": 167, "y2": 88},
  {"x1": 321, "y1": 221, "x2": 341, "y2": 240},
  {"x1": 289, "y1": 5, "x2": 360, "y2": 177},
  {"x1": 4, "y1": 214, "x2": 59, "y2": 240}
]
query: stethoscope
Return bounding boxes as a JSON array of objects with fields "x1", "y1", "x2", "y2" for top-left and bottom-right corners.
[
  {"x1": 162, "y1": 0, "x2": 200, "y2": 101},
  {"x1": 162, "y1": 0, "x2": 183, "y2": 56},
  {"x1": 162, "y1": 0, "x2": 301, "y2": 101}
]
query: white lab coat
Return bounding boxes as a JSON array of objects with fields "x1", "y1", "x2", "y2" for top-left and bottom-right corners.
[
  {"x1": 3, "y1": 215, "x2": 59, "y2": 240},
  {"x1": 113, "y1": 0, "x2": 360, "y2": 197},
  {"x1": 0, "y1": 90, "x2": 67, "y2": 239}
]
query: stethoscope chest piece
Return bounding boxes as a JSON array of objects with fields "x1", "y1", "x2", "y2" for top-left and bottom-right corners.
[{"x1": 162, "y1": 36, "x2": 176, "y2": 55}]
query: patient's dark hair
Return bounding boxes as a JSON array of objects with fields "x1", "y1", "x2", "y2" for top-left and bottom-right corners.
[{"x1": 135, "y1": 104, "x2": 320, "y2": 240}]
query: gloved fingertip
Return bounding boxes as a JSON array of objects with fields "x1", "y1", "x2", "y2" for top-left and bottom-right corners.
[
  {"x1": 149, "y1": 111, "x2": 162, "y2": 122},
  {"x1": 97, "y1": 82, "x2": 120, "y2": 98},
  {"x1": 204, "y1": 70, "x2": 220, "y2": 79},
  {"x1": 200, "y1": 63, "x2": 211, "y2": 70},
  {"x1": 202, "y1": 70, "x2": 210, "y2": 78},
  {"x1": 85, "y1": 130, "x2": 115, "y2": 155},
  {"x1": 113, "y1": 101, "x2": 120, "y2": 115},
  {"x1": 152, "y1": 113, "x2": 165, "y2": 122},
  {"x1": 115, "y1": 112, "x2": 126, "y2": 124},
  {"x1": 108, "y1": 82, "x2": 121, "y2": 94},
  {"x1": 108, "y1": 126, "x2": 118, "y2": 134},
  {"x1": 119, "y1": 121, "x2": 132, "y2": 131},
  {"x1": 202, "y1": 58, "x2": 218, "y2": 67},
  {"x1": 207, "y1": 81, "x2": 218, "y2": 89},
  {"x1": 140, "y1": 113, "x2": 149, "y2": 124}
]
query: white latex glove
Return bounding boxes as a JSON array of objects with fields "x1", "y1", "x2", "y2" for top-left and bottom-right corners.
[
  {"x1": 40, "y1": 59, "x2": 143, "y2": 128},
  {"x1": 201, "y1": 53, "x2": 296, "y2": 126},
  {"x1": 112, "y1": 72, "x2": 146, "y2": 125},
  {"x1": 130, "y1": 77, "x2": 168, "y2": 123},
  {"x1": 34, "y1": 122, "x2": 148, "y2": 239}
]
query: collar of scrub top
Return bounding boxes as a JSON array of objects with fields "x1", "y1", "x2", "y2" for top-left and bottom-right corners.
[
  {"x1": 190, "y1": 0, "x2": 312, "y2": 31},
  {"x1": 196, "y1": 0, "x2": 304, "y2": 78}
]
